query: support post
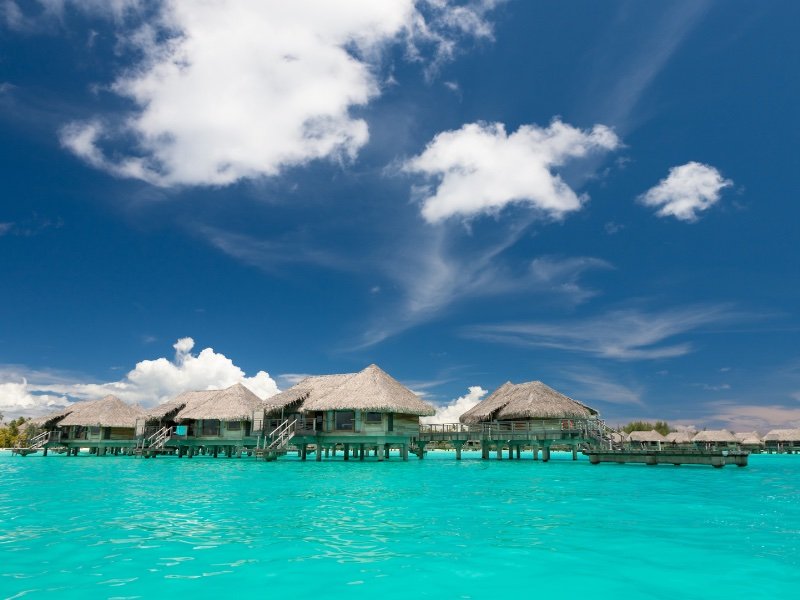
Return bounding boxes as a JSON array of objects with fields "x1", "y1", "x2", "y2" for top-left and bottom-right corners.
[
  {"x1": 325, "y1": 447, "x2": 330, "y2": 458},
  {"x1": 453, "y1": 441, "x2": 464, "y2": 460},
  {"x1": 188, "y1": 446, "x2": 194, "y2": 458},
  {"x1": 572, "y1": 446, "x2": 578, "y2": 461},
  {"x1": 359, "y1": 444, "x2": 365, "y2": 461},
  {"x1": 401, "y1": 444, "x2": 408, "y2": 461},
  {"x1": 542, "y1": 446, "x2": 551, "y2": 462},
  {"x1": 213, "y1": 446, "x2": 219, "y2": 458},
  {"x1": 343, "y1": 443, "x2": 350, "y2": 461},
  {"x1": 516, "y1": 446, "x2": 521, "y2": 459},
  {"x1": 497, "y1": 444, "x2": 503, "y2": 460}
]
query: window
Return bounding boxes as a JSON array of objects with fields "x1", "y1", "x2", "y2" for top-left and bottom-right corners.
[
  {"x1": 202, "y1": 419, "x2": 220, "y2": 436},
  {"x1": 365, "y1": 412, "x2": 382, "y2": 424},
  {"x1": 335, "y1": 411, "x2": 355, "y2": 431},
  {"x1": 89, "y1": 426, "x2": 101, "y2": 437},
  {"x1": 226, "y1": 420, "x2": 241, "y2": 431}
]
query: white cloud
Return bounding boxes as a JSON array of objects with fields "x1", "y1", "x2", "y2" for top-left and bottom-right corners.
[
  {"x1": 0, "y1": 379, "x2": 70, "y2": 419},
  {"x1": 57, "y1": 0, "x2": 498, "y2": 187},
  {"x1": 0, "y1": 337, "x2": 280, "y2": 418},
  {"x1": 422, "y1": 385, "x2": 487, "y2": 424},
  {"x1": 404, "y1": 120, "x2": 620, "y2": 223},
  {"x1": 465, "y1": 305, "x2": 738, "y2": 360},
  {"x1": 708, "y1": 402, "x2": 800, "y2": 431},
  {"x1": 639, "y1": 161, "x2": 733, "y2": 222}
]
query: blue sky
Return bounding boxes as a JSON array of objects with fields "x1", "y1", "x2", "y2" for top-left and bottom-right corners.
[{"x1": 1, "y1": 0, "x2": 799, "y2": 430}]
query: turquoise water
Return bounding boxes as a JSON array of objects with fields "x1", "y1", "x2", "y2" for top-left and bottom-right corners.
[{"x1": 1, "y1": 450, "x2": 799, "y2": 599}]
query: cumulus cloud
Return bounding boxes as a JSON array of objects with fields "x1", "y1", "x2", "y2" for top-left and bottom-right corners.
[
  {"x1": 404, "y1": 120, "x2": 620, "y2": 223},
  {"x1": 422, "y1": 385, "x2": 487, "y2": 424},
  {"x1": 0, "y1": 337, "x2": 279, "y2": 418},
  {"x1": 57, "y1": 0, "x2": 498, "y2": 187},
  {"x1": 0, "y1": 379, "x2": 70, "y2": 419},
  {"x1": 638, "y1": 161, "x2": 733, "y2": 222}
]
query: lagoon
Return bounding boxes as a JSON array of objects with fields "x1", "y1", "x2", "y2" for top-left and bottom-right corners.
[{"x1": 1, "y1": 451, "x2": 798, "y2": 599}]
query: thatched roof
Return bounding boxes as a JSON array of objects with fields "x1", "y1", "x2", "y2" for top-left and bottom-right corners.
[
  {"x1": 693, "y1": 429, "x2": 739, "y2": 443},
  {"x1": 146, "y1": 390, "x2": 217, "y2": 420},
  {"x1": 627, "y1": 430, "x2": 667, "y2": 443},
  {"x1": 764, "y1": 429, "x2": 800, "y2": 442},
  {"x1": 57, "y1": 395, "x2": 144, "y2": 428},
  {"x1": 665, "y1": 431, "x2": 694, "y2": 444},
  {"x1": 459, "y1": 381, "x2": 597, "y2": 424},
  {"x1": 176, "y1": 383, "x2": 263, "y2": 421},
  {"x1": 735, "y1": 431, "x2": 762, "y2": 443},
  {"x1": 301, "y1": 364, "x2": 435, "y2": 416},
  {"x1": 262, "y1": 374, "x2": 354, "y2": 414}
]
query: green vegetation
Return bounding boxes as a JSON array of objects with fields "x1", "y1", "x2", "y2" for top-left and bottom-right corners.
[
  {"x1": 0, "y1": 416, "x2": 33, "y2": 448},
  {"x1": 621, "y1": 420, "x2": 672, "y2": 436}
]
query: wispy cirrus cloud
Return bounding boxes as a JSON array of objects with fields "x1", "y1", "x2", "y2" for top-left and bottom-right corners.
[
  {"x1": 464, "y1": 304, "x2": 742, "y2": 360},
  {"x1": 557, "y1": 368, "x2": 643, "y2": 406}
]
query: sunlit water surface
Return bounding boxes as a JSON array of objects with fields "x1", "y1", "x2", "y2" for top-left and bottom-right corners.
[{"x1": 1, "y1": 450, "x2": 798, "y2": 599}]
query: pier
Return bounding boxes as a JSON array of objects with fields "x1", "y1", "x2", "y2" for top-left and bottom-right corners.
[
  {"x1": 584, "y1": 448, "x2": 749, "y2": 468},
  {"x1": 416, "y1": 419, "x2": 609, "y2": 461}
]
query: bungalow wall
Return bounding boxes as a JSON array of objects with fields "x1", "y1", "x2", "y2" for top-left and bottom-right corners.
[
  {"x1": 315, "y1": 410, "x2": 419, "y2": 437},
  {"x1": 182, "y1": 419, "x2": 254, "y2": 441}
]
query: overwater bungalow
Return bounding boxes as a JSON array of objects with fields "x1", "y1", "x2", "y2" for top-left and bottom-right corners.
[
  {"x1": 692, "y1": 429, "x2": 740, "y2": 450},
  {"x1": 458, "y1": 380, "x2": 602, "y2": 461},
  {"x1": 763, "y1": 429, "x2": 800, "y2": 454},
  {"x1": 735, "y1": 431, "x2": 764, "y2": 453},
  {"x1": 33, "y1": 395, "x2": 145, "y2": 455},
  {"x1": 626, "y1": 430, "x2": 667, "y2": 450},
  {"x1": 268, "y1": 364, "x2": 435, "y2": 461},
  {"x1": 665, "y1": 431, "x2": 695, "y2": 446},
  {"x1": 142, "y1": 384, "x2": 264, "y2": 457}
]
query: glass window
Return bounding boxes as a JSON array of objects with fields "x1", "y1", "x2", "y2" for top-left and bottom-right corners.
[
  {"x1": 89, "y1": 426, "x2": 101, "y2": 436},
  {"x1": 335, "y1": 411, "x2": 354, "y2": 431},
  {"x1": 365, "y1": 412, "x2": 382, "y2": 424},
  {"x1": 202, "y1": 419, "x2": 220, "y2": 436},
  {"x1": 226, "y1": 420, "x2": 241, "y2": 431}
]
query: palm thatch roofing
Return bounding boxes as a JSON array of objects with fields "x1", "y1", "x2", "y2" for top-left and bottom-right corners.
[
  {"x1": 764, "y1": 429, "x2": 800, "y2": 442},
  {"x1": 146, "y1": 390, "x2": 217, "y2": 421},
  {"x1": 262, "y1": 374, "x2": 354, "y2": 415},
  {"x1": 665, "y1": 431, "x2": 694, "y2": 444},
  {"x1": 176, "y1": 383, "x2": 263, "y2": 421},
  {"x1": 692, "y1": 429, "x2": 739, "y2": 443},
  {"x1": 627, "y1": 430, "x2": 667, "y2": 443},
  {"x1": 57, "y1": 395, "x2": 145, "y2": 428},
  {"x1": 300, "y1": 365, "x2": 435, "y2": 416},
  {"x1": 735, "y1": 431, "x2": 762, "y2": 443},
  {"x1": 459, "y1": 381, "x2": 598, "y2": 424}
]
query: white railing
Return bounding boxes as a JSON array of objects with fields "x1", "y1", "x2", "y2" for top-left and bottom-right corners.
[
  {"x1": 146, "y1": 426, "x2": 172, "y2": 450},
  {"x1": 267, "y1": 418, "x2": 297, "y2": 451},
  {"x1": 27, "y1": 430, "x2": 51, "y2": 450}
]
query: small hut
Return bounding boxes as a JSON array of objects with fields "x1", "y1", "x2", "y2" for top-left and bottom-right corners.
[
  {"x1": 692, "y1": 429, "x2": 740, "y2": 450},
  {"x1": 665, "y1": 431, "x2": 695, "y2": 446},
  {"x1": 284, "y1": 364, "x2": 435, "y2": 461},
  {"x1": 626, "y1": 430, "x2": 667, "y2": 449},
  {"x1": 458, "y1": 380, "x2": 601, "y2": 461},
  {"x1": 460, "y1": 381, "x2": 597, "y2": 424},
  {"x1": 52, "y1": 395, "x2": 144, "y2": 455},
  {"x1": 735, "y1": 431, "x2": 764, "y2": 452},
  {"x1": 763, "y1": 429, "x2": 800, "y2": 454}
]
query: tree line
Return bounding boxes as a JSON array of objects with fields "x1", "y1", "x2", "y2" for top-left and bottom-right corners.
[{"x1": 0, "y1": 414, "x2": 33, "y2": 448}]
